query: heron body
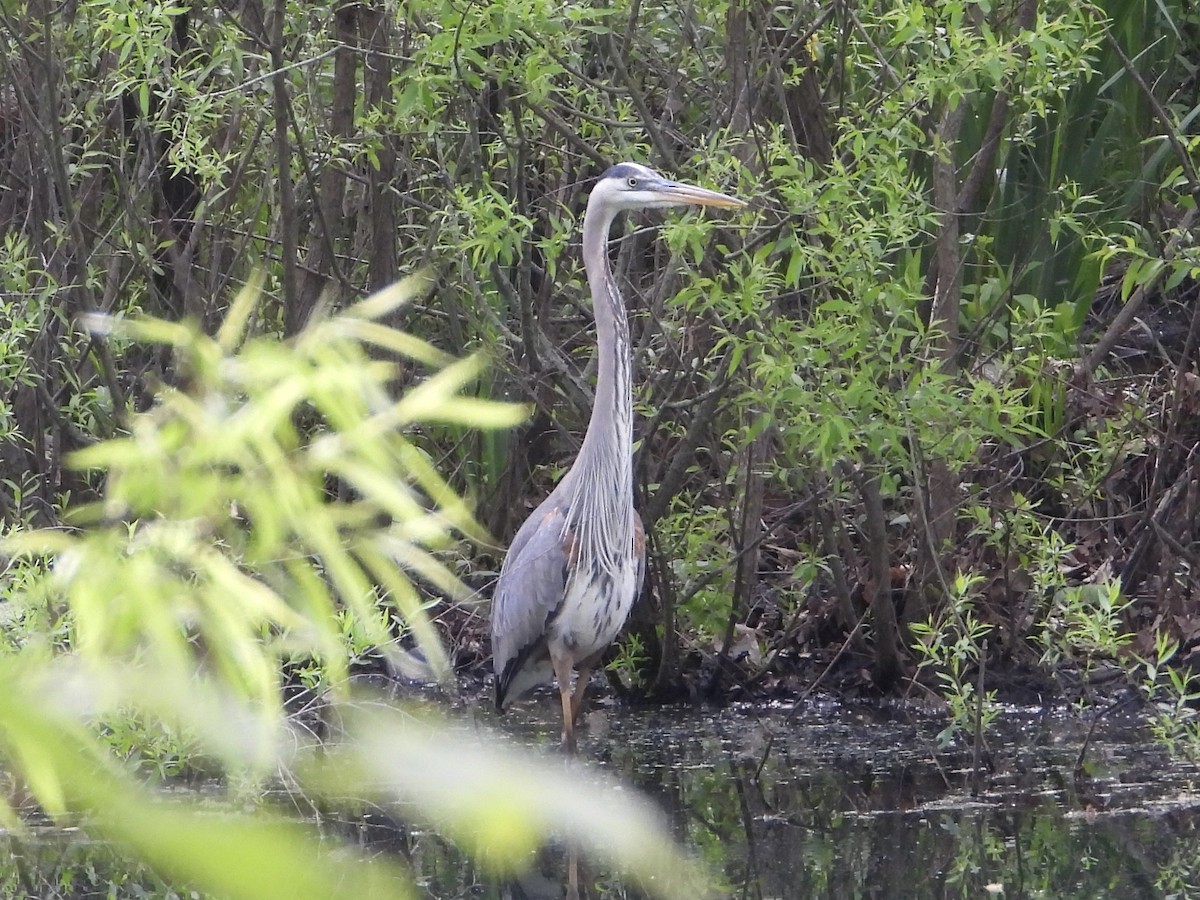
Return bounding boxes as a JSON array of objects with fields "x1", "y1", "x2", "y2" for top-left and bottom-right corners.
[{"x1": 491, "y1": 162, "x2": 745, "y2": 750}]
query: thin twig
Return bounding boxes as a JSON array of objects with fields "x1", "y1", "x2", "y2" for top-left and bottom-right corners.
[
  {"x1": 752, "y1": 609, "x2": 870, "y2": 782},
  {"x1": 971, "y1": 639, "x2": 988, "y2": 797},
  {"x1": 209, "y1": 46, "x2": 341, "y2": 98},
  {"x1": 1074, "y1": 692, "x2": 1136, "y2": 779}
]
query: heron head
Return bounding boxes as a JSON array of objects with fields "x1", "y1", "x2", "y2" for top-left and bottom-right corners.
[{"x1": 591, "y1": 162, "x2": 746, "y2": 213}]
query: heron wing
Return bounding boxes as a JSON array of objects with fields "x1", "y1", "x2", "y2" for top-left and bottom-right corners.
[{"x1": 491, "y1": 500, "x2": 571, "y2": 708}]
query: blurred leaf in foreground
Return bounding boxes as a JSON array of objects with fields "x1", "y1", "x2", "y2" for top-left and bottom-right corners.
[
  {"x1": 310, "y1": 706, "x2": 709, "y2": 897},
  {"x1": 0, "y1": 276, "x2": 707, "y2": 898},
  {"x1": 9, "y1": 275, "x2": 525, "y2": 717},
  {"x1": 0, "y1": 663, "x2": 415, "y2": 900}
]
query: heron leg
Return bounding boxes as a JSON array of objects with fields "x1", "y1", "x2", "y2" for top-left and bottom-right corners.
[
  {"x1": 569, "y1": 665, "x2": 592, "y2": 725},
  {"x1": 550, "y1": 649, "x2": 577, "y2": 753},
  {"x1": 566, "y1": 842, "x2": 581, "y2": 900}
]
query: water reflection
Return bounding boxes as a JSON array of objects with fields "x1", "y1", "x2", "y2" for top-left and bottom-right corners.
[
  {"x1": 0, "y1": 702, "x2": 1196, "y2": 898},
  {"x1": 483, "y1": 700, "x2": 1200, "y2": 899}
]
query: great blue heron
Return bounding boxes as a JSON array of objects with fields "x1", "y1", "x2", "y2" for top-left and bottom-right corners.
[{"x1": 491, "y1": 162, "x2": 745, "y2": 751}]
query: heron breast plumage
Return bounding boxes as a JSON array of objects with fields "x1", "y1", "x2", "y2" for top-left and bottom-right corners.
[{"x1": 549, "y1": 538, "x2": 641, "y2": 663}]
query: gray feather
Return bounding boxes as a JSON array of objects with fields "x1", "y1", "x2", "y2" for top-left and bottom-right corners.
[{"x1": 491, "y1": 496, "x2": 571, "y2": 707}]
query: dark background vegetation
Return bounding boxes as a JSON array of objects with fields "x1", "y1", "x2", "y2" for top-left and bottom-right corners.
[{"x1": 2, "y1": 0, "x2": 1199, "y2": 716}]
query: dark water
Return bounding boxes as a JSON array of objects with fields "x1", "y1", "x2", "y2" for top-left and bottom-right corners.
[
  {"x1": 469, "y1": 699, "x2": 1200, "y2": 899},
  {"x1": 2, "y1": 700, "x2": 1198, "y2": 898}
]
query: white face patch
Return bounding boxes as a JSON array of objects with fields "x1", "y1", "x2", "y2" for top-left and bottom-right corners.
[{"x1": 590, "y1": 162, "x2": 676, "y2": 212}]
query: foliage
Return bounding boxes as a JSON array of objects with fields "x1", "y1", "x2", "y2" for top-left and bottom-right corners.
[
  {"x1": 3, "y1": 0, "x2": 1200, "y2": 805},
  {"x1": 655, "y1": 490, "x2": 736, "y2": 640},
  {"x1": 8, "y1": 276, "x2": 491, "y2": 712},
  {"x1": 607, "y1": 630, "x2": 651, "y2": 692},
  {"x1": 911, "y1": 573, "x2": 998, "y2": 747},
  {"x1": 0, "y1": 281, "x2": 704, "y2": 898},
  {"x1": 1139, "y1": 632, "x2": 1200, "y2": 762}
]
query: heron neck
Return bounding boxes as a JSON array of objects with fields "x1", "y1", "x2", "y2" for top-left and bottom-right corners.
[{"x1": 569, "y1": 202, "x2": 634, "y2": 522}]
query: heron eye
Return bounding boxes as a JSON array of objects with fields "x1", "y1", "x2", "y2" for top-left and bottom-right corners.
[{"x1": 627, "y1": 177, "x2": 639, "y2": 188}]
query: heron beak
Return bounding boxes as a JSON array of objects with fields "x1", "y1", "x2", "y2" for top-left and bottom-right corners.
[{"x1": 656, "y1": 181, "x2": 747, "y2": 209}]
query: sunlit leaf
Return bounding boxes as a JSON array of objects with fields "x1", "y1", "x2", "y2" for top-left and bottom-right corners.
[
  {"x1": 307, "y1": 707, "x2": 712, "y2": 899},
  {"x1": 0, "y1": 672, "x2": 415, "y2": 900}
]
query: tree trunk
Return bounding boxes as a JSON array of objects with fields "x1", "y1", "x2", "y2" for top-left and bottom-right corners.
[
  {"x1": 910, "y1": 101, "x2": 967, "y2": 625},
  {"x1": 362, "y1": 3, "x2": 400, "y2": 293},
  {"x1": 298, "y1": 2, "x2": 358, "y2": 317}
]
